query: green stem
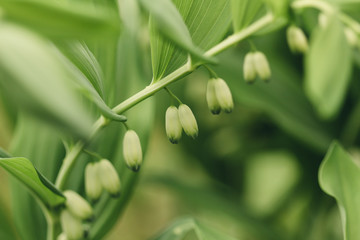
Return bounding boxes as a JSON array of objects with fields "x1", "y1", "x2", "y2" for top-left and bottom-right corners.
[
  {"x1": 164, "y1": 87, "x2": 183, "y2": 104},
  {"x1": 38, "y1": 201, "x2": 59, "y2": 240},
  {"x1": 54, "y1": 11, "x2": 275, "y2": 192},
  {"x1": 292, "y1": 0, "x2": 360, "y2": 34}
]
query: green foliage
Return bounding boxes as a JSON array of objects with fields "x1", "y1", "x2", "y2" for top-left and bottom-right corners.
[
  {"x1": 231, "y1": 0, "x2": 264, "y2": 31},
  {"x1": 319, "y1": 142, "x2": 360, "y2": 240},
  {"x1": 305, "y1": 14, "x2": 352, "y2": 119},
  {"x1": 0, "y1": 157, "x2": 65, "y2": 208},
  {"x1": 153, "y1": 217, "x2": 238, "y2": 240},
  {"x1": 0, "y1": 0, "x2": 120, "y2": 39}
]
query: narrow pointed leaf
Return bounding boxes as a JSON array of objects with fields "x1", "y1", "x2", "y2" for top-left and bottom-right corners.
[
  {"x1": 305, "y1": 15, "x2": 352, "y2": 119},
  {"x1": 0, "y1": 0, "x2": 120, "y2": 39},
  {"x1": 147, "y1": 0, "x2": 231, "y2": 81},
  {"x1": 0, "y1": 157, "x2": 65, "y2": 208},
  {"x1": 319, "y1": 141, "x2": 360, "y2": 240}
]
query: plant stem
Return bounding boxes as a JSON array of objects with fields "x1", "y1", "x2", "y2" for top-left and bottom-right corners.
[
  {"x1": 54, "y1": 12, "x2": 275, "y2": 190},
  {"x1": 292, "y1": 0, "x2": 360, "y2": 34}
]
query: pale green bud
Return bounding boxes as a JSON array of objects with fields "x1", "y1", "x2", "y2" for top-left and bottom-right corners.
[
  {"x1": 318, "y1": 13, "x2": 328, "y2": 28},
  {"x1": 60, "y1": 210, "x2": 84, "y2": 240},
  {"x1": 165, "y1": 106, "x2": 182, "y2": 143},
  {"x1": 178, "y1": 104, "x2": 198, "y2": 138},
  {"x1": 253, "y1": 51, "x2": 271, "y2": 81},
  {"x1": 64, "y1": 190, "x2": 93, "y2": 220},
  {"x1": 214, "y1": 78, "x2": 234, "y2": 113},
  {"x1": 98, "y1": 159, "x2": 121, "y2": 196},
  {"x1": 206, "y1": 78, "x2": 221, "y2": 114},
  {"x1": 85, "y1": 162, "x2": 103, "y2": 201},
  {"x1": 286, "y1": 26, "x2": 308, "y2": 53},
  {"x1": 243, "y1": 52, "x2": 257, "y2": 83},
  {"x1": 57, "y1": 233, "x2": 68, "y2": 240},
  {"x1": 344, "y1": 27, "x2": 358, "y2": 47},
  {"x1": 123, "y1": 130, "x2": 143, "y2": 172}
]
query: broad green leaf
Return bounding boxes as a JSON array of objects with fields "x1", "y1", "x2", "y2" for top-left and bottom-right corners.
[
  {"x1": 319, "y1": 141, "x2": 360, "y2": 240},
  {"x1": 153, "y1": 217, "x2": 238, "y2": 240},
  {"x1": 0, "y1": 23, "x2": 94, "y2": 138},
  {"x1": 0, "y1": 0, "x2": 120, "y2": 39},
  {"x1": 0, "y1": 147, "x2": 10, "y2": 158},
  {"x1": 305, "y1": 15, "x2": 352, "y2": 119},
  {"x1": 230, "y1": 0, "x2": 264, "y2": 32},
  {"x1": 0, "y1": 157, "x2": 65, "y2": 208},
  {"x1": 147, "y1": 0, "x2": 231, "y2": 81},
  {"x1": 140, "y1": 0, "x2": 214, "y2": 79},
  {"x1": 214, "y1": 49, "x2": 332, "y2": 152}
]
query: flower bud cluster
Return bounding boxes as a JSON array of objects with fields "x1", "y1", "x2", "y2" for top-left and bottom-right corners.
[
  {"x1": 286, "y1": 26, "x2": 308, "y2": 54},
  {"x1": 59, "y1": 190, "x2": 93, "y2": 240},
  {"x1": 85, "y1": 159, "x2": 121, "y2": 201},
  {"x1": 206, "y1": 78, "x2": 233, "y2": 114},
  {"x1": 165, "y1": 104, "x2": 198, "y2": 143},
  {"x1": 243, "y1": 51, "x2": 271, "y2": 83}
]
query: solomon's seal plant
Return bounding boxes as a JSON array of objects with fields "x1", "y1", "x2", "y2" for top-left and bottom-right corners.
[{"x1": 1, "y1": 0, "x2": 360, "y2": 239}]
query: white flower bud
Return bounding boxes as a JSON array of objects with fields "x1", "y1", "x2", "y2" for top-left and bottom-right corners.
[
  {"x1": 57, "y1": 233, "x2": 68, "y2": 240},
  {"x1": 178, "y1": 104, "x2": 198, "y2": 138},
  {"x1": 60, "y1": 210, "x2": 84, "y2": 240},
  {"x1": 85, "y1": 162, "x2": 103, "y2": 201},
  {"x1": 318, "y1": 13, "x2": 328, "y2": 28},
  {"x1": 98, "y1": 159, "x2": 121, "y2": 196},
  {"x1": 243, "y1": 52, "x2": 257, "y2": 83},
  {"x1": 123, "y1": 130, "x2": 143, "y2": 172},
  {"x1": 253, "y1": 51, "x2": 271, "y2": 81},
  {"x1": 64, "y1": 190, "x2": 93, "y2": 220},
  {"x1": 206, "y1": 79, "x2": 221, "y2": 114},
  {"x1": 165, "y1": 106, "x2": 183, "y2": 143},
  {"x1": 286, "y1": 26, "x2": 308, "y2": 53},
  {"x1": 344, "y1": 27, "x2": 358, "y2": 47},
  {"x1": 214, "y1": 78, "x2": 234, "y2": 113}
]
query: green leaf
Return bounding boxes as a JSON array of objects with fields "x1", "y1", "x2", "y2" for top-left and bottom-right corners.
[
  {"x1": 319, "y1": 141, "x2": 360, "y2": 240},
  {"x1": 305, "y1": 14, "x2": 352, "y2": 119},
  {"x1": 230, "y1": 0, "x2": 264, "y2": 32},
  {"x1": 0, "y1": 157, "x2": 65, "y2": 208},
  {"x1": 57, "y1": 41, "x2": 105, "y2": 98},
  {"x1": 146, "y1": 0, "x2": 231, "y2": 81},
  {"x1": 153, "y1": 217, "x2": 238, "y2": 240},
  {"x1": 140, "y1": 0, "x2": 215, "y2": 78},
  {"x1": 9, "y1": 114, "x2": 65, "y2": 240},
  {"x1": 0, "y1": 22, "x2": 94, "y2": 138},
  {"x1": 0, "y1": 0, "x2": 120, "y2": 39},
  {"x1": 263, "y1": 0, "x2": 289, "y2": 17}
]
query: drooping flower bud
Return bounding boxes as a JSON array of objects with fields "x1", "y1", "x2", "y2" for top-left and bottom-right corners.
[
  {"x1": 243, "y1": 52, "x2": 257, "y2": 83},
  {"x1": 60, "y1": 210, "x2": 84, "y2": 240},
  {"x1": 165, "y1": 106, "x2": 183, "y2": 143},
  {"x1": 178, "y1": 104, "x2": 198, "y2": 138},
  {"x1": 123, "y1": 130, "x2": 143, "y2": 172},
  {"x1": 213, "y1": 78, "x2": 234, "y2": 113},
  {"x1": 318, "y1": 13, "x2": 328, "y2": 28},
  {"x1": 253, "y1": 51, "x2": 271, "y2": 81},
  {"x1": 344, "y1": 27, "x2": 358, "y2": 47},
  {"x1": 98, "y1": 159, "x2": 121, "y2": 196},
  {"x1": 206, "y1": 79, "x2": 221, "y2": 114},
  {"x1": 57, "y1": 233, "x2": 68, "y2": 240},
  {"x1": 286, "y1": 26, "x2": 308, "y2": 54},
  {"x1": 64, "y1": 190, "x2": 93, "y2": 220},
  {"x1": 85, "y1": 162, "x2": 103, "y2": 201}
]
